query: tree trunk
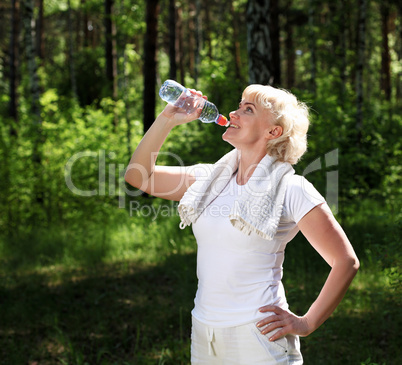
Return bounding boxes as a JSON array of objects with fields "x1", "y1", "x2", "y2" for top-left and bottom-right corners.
[
  {"x1": 105, "y1": 0, "x2": 117, "y2": 101},
  {"x1": 36, "y1": 0, "x2": 44, "y2": 61},
  {"x1": 339, "y1": 0, "x2": 347, "y2": 105},
  {"x1": 356, "y1": 0, "x2": 367, "y2": 140},
  {"x1": 4, "y1": 0, "x2": 21, "y2": 234},
  {"x1": 22, "y1": 0, "x2": 43, "y2": 206},
  {"x1": 230, "y1": 0, "x2": 243, "y2": 84},
  {"x1": 308, "y1": 0, "x2": 316, "y2": 94},
  {"x1": 270, "y1": 0, "x2": 280, "y2": 85},
  {"x1": 81, "y1": 0, "x2": 89, "y2": 47},
  {"x1": 188, "y1": 2, "x2": 196, "y2": 79},
  {"x1": 285, "y1": 33, "x2": 294, "y2": 90},
  {"x1": 67, "y1": 0, "x2": 78, "y2": 99},
  {"x1": 143, "y1": 0, "x2": 159, "y2": 133},
  {"x1": 397, "y1": 1, "x2": 402, "y2": 102},
  {"x1": 285, "y1": 0, "x2": 296, "y2": 89},
  {"x1": 380, "y1": 1, "x2": 391, "y2": 101},
  {"x1": 23, "y1": 0, "x2": 41, "y2": 122},
  {"x1": 194, "y1": 0, "x2": 202, "y2": 86},
  {"x1": 204, "y1": 0, "x2": 212, "y2": 60},
  {"x1": 168, "y1": 0, "x2": 177, "y2": 80},
  {"x1": 123, "y1": 50, "x2": 131, "y2": 156},
  {"x1": 246, "y1": 0, "x2": 273, "y2": 85},
  {"x1": 9, "y1": 0, "x2": 20, "y2": 129},
  {"x1": 176, "y1": 6, "x2": 185, "y2": 85}
]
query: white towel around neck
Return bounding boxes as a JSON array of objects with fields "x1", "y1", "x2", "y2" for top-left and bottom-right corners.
[{"x1": 178, "y1": 149, "x2": 295, "y2": 240}]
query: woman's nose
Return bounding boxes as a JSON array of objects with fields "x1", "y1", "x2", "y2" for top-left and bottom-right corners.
[{"x1": 229, "y1": 110, "x2": 238, "y2": 119}]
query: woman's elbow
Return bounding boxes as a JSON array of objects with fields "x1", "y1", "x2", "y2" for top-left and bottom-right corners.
[
  {"x1": 124, "y1": 169, "x2": 152, "y2": 192},
  {"x1": 352, "y1": 255, "x2": 360, "y2": 272},
  {"x1": 335, "y1": 254, "x2": 360, "y2": 276},
  {"x1": 124, "y1": 169, "x2": 141, "y2": 189},
  {"x1": 348, "y1": 254, "x2": 360, "y2": 275}
]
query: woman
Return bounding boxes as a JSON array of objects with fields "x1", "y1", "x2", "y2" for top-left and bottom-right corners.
[{"x1": 125, "y1": 84, "x2": 359, "y2": 364}]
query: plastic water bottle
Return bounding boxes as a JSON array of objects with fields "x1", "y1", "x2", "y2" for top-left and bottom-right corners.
[{"x1": 159, "y1": 79, "x2": 229, "y2": 127}]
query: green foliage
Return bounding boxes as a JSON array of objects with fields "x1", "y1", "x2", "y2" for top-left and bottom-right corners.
[{"x1": 0, "y1": 88, "x2": 142, "y2": 237}]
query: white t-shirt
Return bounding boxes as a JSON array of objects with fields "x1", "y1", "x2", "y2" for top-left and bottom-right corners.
[{"x1": 190, "y1": 170, "x2": 325, "y2": 328}]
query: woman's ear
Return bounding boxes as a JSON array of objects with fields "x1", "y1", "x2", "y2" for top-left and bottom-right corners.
[{"x1": 265, "y1": 125, "x2": 283, "y2": 140}]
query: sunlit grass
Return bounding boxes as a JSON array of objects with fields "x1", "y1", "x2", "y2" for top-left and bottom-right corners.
[{"x1": 0, "y1": 199, "x2": 400, "y2": 364}]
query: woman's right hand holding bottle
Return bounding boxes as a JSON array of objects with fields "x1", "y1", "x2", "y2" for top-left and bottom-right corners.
[{"x1": 161, "y1": 89, "x2": 207, "y2": 128}]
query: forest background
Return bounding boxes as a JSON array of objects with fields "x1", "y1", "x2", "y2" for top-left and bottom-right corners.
[{"x1": 0, "y1": 0, "x2": 401, "y2": 364}]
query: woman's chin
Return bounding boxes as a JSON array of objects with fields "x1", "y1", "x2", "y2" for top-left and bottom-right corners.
[
  {"x1": 222, "y1": 132, "x2": 237, "y2": 147},
  {"x1": 222, "y1": 129, "x2": 231, "y2": 141}
]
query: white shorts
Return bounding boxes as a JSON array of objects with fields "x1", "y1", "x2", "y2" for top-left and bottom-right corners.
[{"x1": 191, "y1": 316, "x2": 303, "y2": 364}]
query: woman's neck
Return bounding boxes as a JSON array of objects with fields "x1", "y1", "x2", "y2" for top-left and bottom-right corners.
[{"x1": 236, "y1": 149, "x2": 267, "y2": 185}]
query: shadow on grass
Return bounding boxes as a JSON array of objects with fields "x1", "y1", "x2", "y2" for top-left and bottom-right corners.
[
  {"x1": 283, "y1": 228, "x2": 401, "y2": 365},
  {"x1": 1, "y1": 209, "x2": 400, "y2": 364},
  {"x1": 0, "y1": 253, "x2": 197, "y2": 365},
  {"x1": 2, "y1": 248, "x2": 401, "y2": 365},
  {"x1": 297, "y1": 286, "x2": 401, "y2": 365}
]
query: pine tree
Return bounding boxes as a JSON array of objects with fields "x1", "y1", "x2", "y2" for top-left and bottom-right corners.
[{"x1": 246, "y1": 0, "x2": 273, "y2": 84}]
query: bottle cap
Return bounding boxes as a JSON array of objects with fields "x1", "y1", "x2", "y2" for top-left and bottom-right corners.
[{"x1": 216, "y1": 115, "x2": 229, "y2": 127}]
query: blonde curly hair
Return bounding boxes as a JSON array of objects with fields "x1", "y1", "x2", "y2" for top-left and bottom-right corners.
[{"x1": 242, "y1": 85, "x2": 310, "y2": 165}]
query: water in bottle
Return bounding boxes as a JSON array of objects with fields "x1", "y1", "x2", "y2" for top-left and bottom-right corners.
[{"x1": 159, "y1": 80, "x2": 229, "y2": 126}]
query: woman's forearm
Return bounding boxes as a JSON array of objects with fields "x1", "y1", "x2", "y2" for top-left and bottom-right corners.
[
  {"x1": 304, "y1": 257, "x2": 359, "y2": 333},
  {"x1": 124, "y1": 113, "x2": 174, "y2": 188},
  {"x1": 257, "y1": 258, "x2": 359, "y2": 341},
  {"x1": 297, "y1": 203, "x2": 360, "y2": 334},
  {"x1": 258, "y1": 204, "x2": 360, "y2": 341}
]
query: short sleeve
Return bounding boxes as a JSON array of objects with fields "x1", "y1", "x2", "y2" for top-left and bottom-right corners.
[
  {"x1": 186, "y1": 163, "x2": 213, "y2": 182},
  {"x1": 283, "y1": 175, "x2": 326, "y2": 224}
]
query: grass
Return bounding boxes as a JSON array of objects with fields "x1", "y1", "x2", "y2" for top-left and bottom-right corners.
[{"x1": 0, "y1": 199, "x2": 401, "y2": 364}]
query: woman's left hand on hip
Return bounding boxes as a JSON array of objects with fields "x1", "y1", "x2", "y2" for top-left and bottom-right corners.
[{"x1": 256, "y1": 305, "x2": 313, "y2": 341}]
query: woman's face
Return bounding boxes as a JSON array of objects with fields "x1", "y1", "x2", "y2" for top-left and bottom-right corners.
[{"x1": 222, "y1": 94, "x2": 282, "y2": 150}]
